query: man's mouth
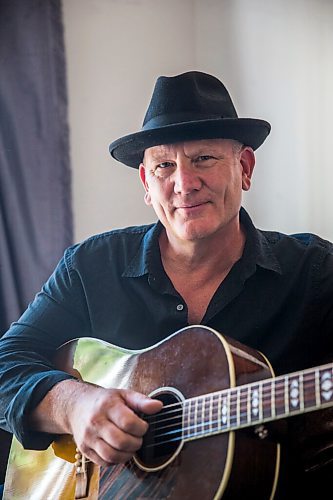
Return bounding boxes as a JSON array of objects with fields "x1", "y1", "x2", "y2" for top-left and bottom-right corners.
[
  {"x1": 176, "y1": 201, "x2": 210, "y2": 209},
  {"x1": 174, "y1": 201, "x2": 211, "y2": 214}
]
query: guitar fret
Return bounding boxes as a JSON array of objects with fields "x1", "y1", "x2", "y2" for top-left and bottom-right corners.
[
  {"x1": 183, "y1": 399, "x2": 189, "y2": 439},
  {"x1": 217, "y1": 392, "x2": 222, "y2": 432},
  {"x1": 203, "y1": 396, "x2": 210, "y2": 434},
  {"x1": 195, "y1": 397, "x2": 200, "y2": 436},
  {"x1": 315, "y1": 368, "x2": 321, "y2": 407},
  {"x1": 259, "y1": 382, "x2": 262, "y2": 420},
  {"x1": 271, "y1": 379, "x2": 276, "y2": 418},
  {"x1": 227, "y1": 391, "x2": 231, "y2": 429},
  {"x1": 201, "y1": 395, "x2": 209, "y2": 433},
  {"x1": 180, "y1": 401, "x2": 185, "y2": 442},
  {"x1": 209, "y1": 394, "x2": 215, "y2": 432},
  {"x1": 188, "y1": 399, "x2": 192, "y2": 438},
  {"x1": 239, "y1": 387, "x2": 248, "y2": 425},
  {"x1": 247, "y1": 385, "x2": 251, "y2": 424},
  {"x1": 209, "y1": 394, "x2": 213, "y2": 434},
  {"x1": 284, "y1": 375, "x2": 289, "y2": 415},
  {"x1": 199, "y1": 397, "x2": 204, "y2": 434},
  {"x1": 229, "y1": 389, "x2": 237, "y2": 428},
  {"x1": 299, "y1": 373, "x2": 304, "y2": 411},
  {"x1": 194, "y1": 397, "x2": 199, "y2": 436},
  {"x1": 274, "y1": 378, "x2": 285, "y2": 417},
  {"x1": 185, "y1": 399, "x2": 192, "y2": 439},
  {"x1": 262, "y1": 380, "x2": 273, "y2": 420},
  {"x1": 236, "y1": 388, "x2": 241, "y2": 426}
]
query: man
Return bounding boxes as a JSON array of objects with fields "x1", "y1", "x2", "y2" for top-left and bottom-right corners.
[{"x1": 0, "y1": 71, "x2": 333, "y2": 498}]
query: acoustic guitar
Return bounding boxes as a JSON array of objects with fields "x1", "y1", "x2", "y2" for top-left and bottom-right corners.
[{"x1": 4, "y1": 325, "x2": 333, "y2": 499}]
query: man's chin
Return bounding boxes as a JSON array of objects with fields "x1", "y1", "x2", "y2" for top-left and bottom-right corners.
[{"x1": 175, "y1": 222, "x2": 216, "y2": 242}]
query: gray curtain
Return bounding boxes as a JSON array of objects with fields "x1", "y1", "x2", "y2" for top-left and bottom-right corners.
[{"x1": 0, "y1": 0, "x2": 72, "y2": 482}]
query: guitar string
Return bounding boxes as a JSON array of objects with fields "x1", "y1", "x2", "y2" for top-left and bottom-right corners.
[
  {"x1": 144, "y1": 373, "x2": 324, "y2": 427},
  {"x1": 142, "y1": 376, "x2": 328, "y2": 443},
  {"x1": 143, "y1": 388, "x2": 333, "y2": 450},
  {"x1": 144, "y1": 395, "x2": 318, "y2": 435}
]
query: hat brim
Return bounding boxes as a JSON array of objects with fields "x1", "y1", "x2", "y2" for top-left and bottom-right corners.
[{"x1": 109, "y1": 117, "x2": 271, "y2": 168}]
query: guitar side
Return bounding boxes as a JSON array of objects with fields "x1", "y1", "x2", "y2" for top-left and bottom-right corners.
[{"x1": 4, "y1": 325, "x2": 279, "y2": 499}]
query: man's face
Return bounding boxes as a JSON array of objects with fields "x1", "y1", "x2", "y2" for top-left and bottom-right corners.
[{"x1": 139, "y1": 138, "x2": 255, "y2": 243}]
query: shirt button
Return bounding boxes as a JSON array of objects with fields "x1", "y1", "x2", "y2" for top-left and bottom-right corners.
[{"x1": 176, "y1": 304, "x2": 184, "y2": 311}]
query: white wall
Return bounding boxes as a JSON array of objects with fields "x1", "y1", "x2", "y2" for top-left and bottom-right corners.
[{"x1": 62, "y1": 0, "x2": 333, "y2": 242}]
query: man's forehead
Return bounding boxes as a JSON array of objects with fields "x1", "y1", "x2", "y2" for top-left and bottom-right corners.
[{"x1": 144, "y1": 138, "x2": 234, "y2": 159}]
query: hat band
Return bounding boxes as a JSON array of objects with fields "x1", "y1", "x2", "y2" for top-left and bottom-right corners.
[{"x1": 142, "y1": 112, "x2": 228, "y2": 130}]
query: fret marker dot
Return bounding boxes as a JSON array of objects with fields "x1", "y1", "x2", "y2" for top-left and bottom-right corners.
[{"x1": 322, "y1": 379, "x2": 332, "y2": 391}]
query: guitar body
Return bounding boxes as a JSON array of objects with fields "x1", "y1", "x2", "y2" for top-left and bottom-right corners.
[{"x1": 4, "y1": 326, "x2": 279, "y2": 499}]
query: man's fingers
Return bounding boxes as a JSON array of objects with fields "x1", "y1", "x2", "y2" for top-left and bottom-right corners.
[
  {"x1": 81, "y1": 441, "x2": 134, "y2": 467},
  {"x1": 107, "y1": 390, "x2": 163, "y2": 437},
  {"x1": 80, "y1": 445, "x2": 110, "y2": 468},
  {"x1": 99, "y1": 423, "x2": 143, "y2": 453},
  {"x1": 107, "y1": 399, "x2": 149, "y2": 436},
  {"x1": 122, "y1": 390, "x2": 163, "y2": 415}
]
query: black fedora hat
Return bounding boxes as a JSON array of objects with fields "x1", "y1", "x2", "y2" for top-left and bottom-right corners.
[{"x1": 109, "y1": 71, "x2": 271, "y2": 169}]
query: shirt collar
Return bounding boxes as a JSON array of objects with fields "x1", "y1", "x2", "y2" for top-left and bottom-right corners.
[
  {"x1": 122, "y1": 221, "x2": 163, "y2": 278},
  {"x1": 240, "y1": 207, "x2": 282, "y2": 274}
]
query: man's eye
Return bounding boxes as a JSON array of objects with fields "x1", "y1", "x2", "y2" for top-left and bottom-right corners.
[
  {"x1": 197, "y1": 155, "x2": 214, "y2": 161},
  {"x1": 157, "y1": 161, "x2": 174, "y2": 169}
]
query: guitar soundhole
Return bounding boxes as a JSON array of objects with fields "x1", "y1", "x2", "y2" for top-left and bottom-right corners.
[{"x1": 135, "y1": 390, "x2": 183, "y2": 470}]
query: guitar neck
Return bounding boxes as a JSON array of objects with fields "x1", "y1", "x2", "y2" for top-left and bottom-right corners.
[{"x1": 182, "y1": 362, "x2": 333, "y2": 441}]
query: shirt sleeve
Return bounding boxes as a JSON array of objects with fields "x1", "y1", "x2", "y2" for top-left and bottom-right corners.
[{"x1": 0, "y1": 245, "x2": 91, "y2": 449}]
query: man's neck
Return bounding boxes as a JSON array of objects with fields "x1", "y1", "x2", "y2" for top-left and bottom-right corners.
[{"x1": 159, "y1": 219, "x2": 246, "y2": 279}]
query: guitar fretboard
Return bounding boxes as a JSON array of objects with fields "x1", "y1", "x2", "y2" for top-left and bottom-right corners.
[{"x1": 182, "y1": 363, "x2": 333, "y2": 441}]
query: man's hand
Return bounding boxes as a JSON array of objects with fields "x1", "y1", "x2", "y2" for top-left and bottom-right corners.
[
  {"x1": 30, "y1": 380, "x2": 163, "y2": 466},
  {"x1": 68, "y1": 384, "x2": 163, "y2": 466}
]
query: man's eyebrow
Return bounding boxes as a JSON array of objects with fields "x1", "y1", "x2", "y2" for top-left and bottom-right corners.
[
  {"x1": 149, "y1": 153, "x2": 168, "y2": 161},
  {"x1": 146, "y1": 151, "x2": 173, "y2": 162},
  {"x1": 190, "y1": 148, "x2": 225, "y2": 156}
]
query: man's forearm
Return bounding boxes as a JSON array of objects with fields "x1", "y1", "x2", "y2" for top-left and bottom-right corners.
[{"x1": 28, "y1": 378, "x2": 87, "y2": 435}]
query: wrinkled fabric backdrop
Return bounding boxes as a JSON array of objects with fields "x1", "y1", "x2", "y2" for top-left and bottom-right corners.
[{"x1": 0, "y1": 0, "x2": 72, "y2": 483}]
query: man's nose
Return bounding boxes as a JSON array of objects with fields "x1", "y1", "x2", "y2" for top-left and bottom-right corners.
[{"x1": 173, "y1": 161, "x2": 202, "y2": 194}]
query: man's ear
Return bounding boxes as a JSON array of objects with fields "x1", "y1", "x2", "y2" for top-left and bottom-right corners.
[
  {"x1": 240, "y1": 147, "x2": 255, "y2": 191},
  {"x1": 139, "y1": 163, "x2": 152, "y2": 205}
]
